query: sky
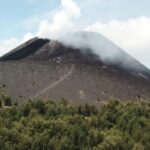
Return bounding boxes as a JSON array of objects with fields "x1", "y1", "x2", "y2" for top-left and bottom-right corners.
[{"x1": 0, "y1": 0, "x2": 150, "y2": 68}]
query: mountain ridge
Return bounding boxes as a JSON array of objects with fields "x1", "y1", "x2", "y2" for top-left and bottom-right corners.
[{"x1": 0, "y1": 32, "x2": 150, "y2": 103}]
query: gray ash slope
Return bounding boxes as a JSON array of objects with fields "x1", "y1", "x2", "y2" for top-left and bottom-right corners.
[{"x1": 0, "y1": 32, "x2": 150, "y2": 104}]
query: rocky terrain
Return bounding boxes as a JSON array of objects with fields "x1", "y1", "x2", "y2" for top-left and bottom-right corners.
[{"x1": 0, "y1": 32, "x2": 150, "y2": 104}]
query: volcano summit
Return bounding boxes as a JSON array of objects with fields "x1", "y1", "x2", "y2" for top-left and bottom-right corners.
[{"x1": 0, "y1": 32, "x2": 150, "y2": 104}]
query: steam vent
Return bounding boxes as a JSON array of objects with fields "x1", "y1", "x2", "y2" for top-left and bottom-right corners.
[{"x1": 0, "y1": 32, "x2": 150, "y2": 104}]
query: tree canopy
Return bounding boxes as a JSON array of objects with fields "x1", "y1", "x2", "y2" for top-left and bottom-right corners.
[{"x1": 0, "y1": 99, "x2": 149, "y2": 150}]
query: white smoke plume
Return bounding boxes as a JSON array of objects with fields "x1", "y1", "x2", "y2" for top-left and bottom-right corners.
[
  {"x1": 85, "y1": 16, "x2": 150, "y2": 68},
  {"x1": 57, "y1": 31, "x2": 149, "y2": 73}
]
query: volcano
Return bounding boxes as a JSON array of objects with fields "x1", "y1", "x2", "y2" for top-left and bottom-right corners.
[{"x1": 0, "y1": 32, "x2": 150, "y2": 104}]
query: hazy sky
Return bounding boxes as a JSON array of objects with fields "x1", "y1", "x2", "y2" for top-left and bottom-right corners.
[{"x1": 0, "y1": 0, "x2": 150, "y2": 68}]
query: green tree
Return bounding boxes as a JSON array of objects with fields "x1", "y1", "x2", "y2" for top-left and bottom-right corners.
[
  {"x1": 0, "y1": 99, "x2": 2, "y2": 108},
  {"x1": 2, "y1": 95, "x2": 12, "y2": 106}
]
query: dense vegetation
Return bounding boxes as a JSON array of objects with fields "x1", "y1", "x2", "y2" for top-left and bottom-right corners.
[{"x1": 0, "y1": 97, "x2": 149, "y2": 150}]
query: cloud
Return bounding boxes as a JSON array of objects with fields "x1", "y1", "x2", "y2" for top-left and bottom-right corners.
[
  {"x1": 0, "y1": 32, "x2": 34, "y2": 56},
  {"x1": 0, "y1": 0, "x2": 80, "y2": 56},
  {"x1": 37, "y1": 0, "x2": 81, "y2": 38},
  {"x1": 85, "y1": 16, "x2": 150, "y2": 67},
  {"x1": 0, "y1": 38, "x2": 19, "y2": 56}
]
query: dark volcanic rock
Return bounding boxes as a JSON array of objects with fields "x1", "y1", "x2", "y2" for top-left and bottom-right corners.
[
  {"x1": 0, "y1": 32, "x2": 150, "y2": 104},
  {"x1": 0, "y1": 37, "x2": 50, "y2": 61}
]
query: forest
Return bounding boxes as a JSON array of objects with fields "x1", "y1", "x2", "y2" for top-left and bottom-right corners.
[{"x1": 0, "y1": 96, "x2": 149, "y2": 150}]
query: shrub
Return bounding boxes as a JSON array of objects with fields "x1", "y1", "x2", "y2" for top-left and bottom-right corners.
[{"x1": 2, "y1": 95, "x2": 12, "y2": 106}]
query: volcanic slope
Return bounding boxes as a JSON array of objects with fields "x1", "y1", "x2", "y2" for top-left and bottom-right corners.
[{"x1": 0, "y1": 32, "x2": 150, "y2": 104}]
